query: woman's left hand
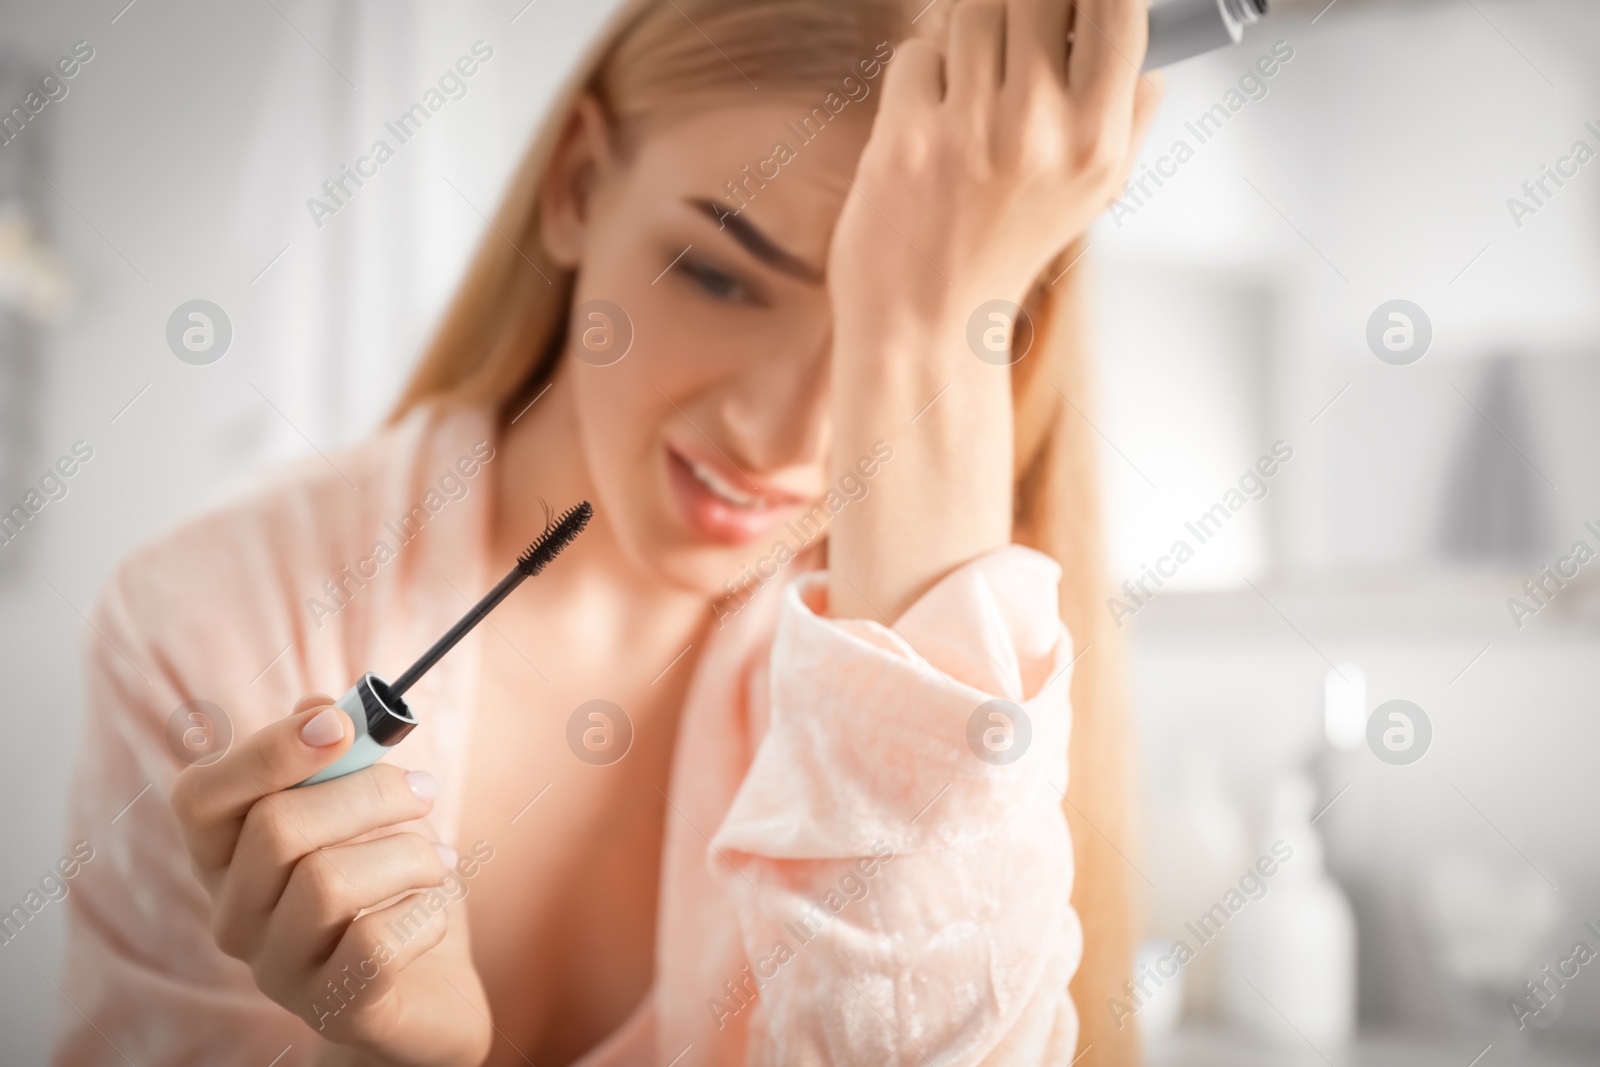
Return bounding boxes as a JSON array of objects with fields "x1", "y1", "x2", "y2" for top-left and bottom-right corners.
[{"x1": 825, "y1": 0, "x2": 1162, "y2": 622}]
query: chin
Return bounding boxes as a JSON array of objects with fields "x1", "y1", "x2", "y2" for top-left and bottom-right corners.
[
  {"x1": 657, "y1": 546, "x2": 758, "y2": 602},
  {"x1": 609, "y1": 525, "x2": 760, "y2": 608},
  {"x1": 621, "y1": 491, "x2": 820, "y2": 609}
]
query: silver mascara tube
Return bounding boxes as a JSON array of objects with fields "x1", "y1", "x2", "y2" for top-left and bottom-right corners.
[{"x1": 1145, "y1": 0, "x2": 1269, "y2": 71}]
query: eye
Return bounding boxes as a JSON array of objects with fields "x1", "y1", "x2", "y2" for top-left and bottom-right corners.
[{"x1": 676, "y1": 255, "x2": 757, "y2": 305}]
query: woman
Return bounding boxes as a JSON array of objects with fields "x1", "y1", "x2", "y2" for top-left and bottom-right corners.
[{"x1": 55, "y1": 0, "x2": 1159, "y2": 1063}]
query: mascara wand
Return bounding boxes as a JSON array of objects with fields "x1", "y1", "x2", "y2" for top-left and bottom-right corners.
[
  {"x1": 296, "y1": 500, "x2": 593, "y2": 788},
  {"x1": 392, "y1": 500, "x2": 593, "y2": 697}
]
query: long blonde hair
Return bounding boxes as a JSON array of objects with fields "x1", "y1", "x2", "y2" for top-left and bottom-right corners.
[{"x1": 392, "y1": 1, "x2": 1138, "y2": 1060}]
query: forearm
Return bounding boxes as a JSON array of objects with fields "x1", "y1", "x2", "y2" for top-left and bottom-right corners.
[{"x1": 826, "y1": 309, "x2": 1014, "y2": 624}]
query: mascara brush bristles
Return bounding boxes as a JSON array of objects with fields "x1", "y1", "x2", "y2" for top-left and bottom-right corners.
[
  {"x1": 518, "y1": 500, "x2": 593, "y2": 578},
  {"x1": 390, "y1": 500, "x2": 593, "y2": 698}
]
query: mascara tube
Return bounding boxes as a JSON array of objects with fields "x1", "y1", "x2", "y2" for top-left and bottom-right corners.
[
  {"x1": 296, "y1": 673, "x2": 416, "y2": 787},
  {"x1": 1144, "y1": 0, "x2": 1268, "y2": 71}
]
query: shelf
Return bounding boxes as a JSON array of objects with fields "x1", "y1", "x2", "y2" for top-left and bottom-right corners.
[{"x1": 1147, "y1": 1027, "x2": 1593, "y2": 1067}]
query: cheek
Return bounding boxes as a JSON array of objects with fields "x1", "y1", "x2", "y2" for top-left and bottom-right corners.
[
  {"x1": 568, "y1": 356, "x2": 663, "y2": 493},
  {"x1": 567, "y1": 236, "x2": 750, "y2": 464},
  {"x1": 565, "y1": 269, "x2": 724, "y2": 542}
]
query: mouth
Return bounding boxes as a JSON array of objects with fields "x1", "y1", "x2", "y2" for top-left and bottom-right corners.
[{"x1": 665, "y1": 444, "x2": 805, "y2": 546}]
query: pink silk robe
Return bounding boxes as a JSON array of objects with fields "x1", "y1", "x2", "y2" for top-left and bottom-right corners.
[{"x1": 53, "y1": 402, "x2": 1082, "y2": 1066}]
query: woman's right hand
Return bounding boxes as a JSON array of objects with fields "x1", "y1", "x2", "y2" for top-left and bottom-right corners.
[
  {"x1": 825, "y1": 0, "x2": 1161, "y2": 623},
  {"x1": 171, "y1": 695, "x2": 493, "y2": 1067}
]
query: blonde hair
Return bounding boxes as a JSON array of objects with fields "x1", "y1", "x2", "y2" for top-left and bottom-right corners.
[{"x1": 392, "y1": 1, "x2": 1138, "y2": 1060}]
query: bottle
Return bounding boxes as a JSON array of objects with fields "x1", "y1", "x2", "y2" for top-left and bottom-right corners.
[
  {"x1": 1146, "y1": 748, "x2": 1250, "y2": 1020},
  {"x1": 1146, "y1": 0, "x2": 1269, "y2": 71},
  {"x1": 1222, "y1": 772, "x2": 1357, "y2": 1045}
]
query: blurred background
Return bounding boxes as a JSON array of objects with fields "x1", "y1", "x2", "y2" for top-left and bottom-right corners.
[{"x1": 1, "y1": 0, "x2": 1597, "y2": 1063}]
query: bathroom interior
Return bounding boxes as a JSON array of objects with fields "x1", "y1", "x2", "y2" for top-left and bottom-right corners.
[{"x1": 1, "y1": 0, "x2": 1597, "y2": 1063}]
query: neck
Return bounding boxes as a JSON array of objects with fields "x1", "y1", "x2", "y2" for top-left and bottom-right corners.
[{"x1": 491, "y1": 362, "x2": 710, "y2": 653}]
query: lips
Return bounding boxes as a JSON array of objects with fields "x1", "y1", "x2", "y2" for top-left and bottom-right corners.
[{"x1": 665, "y1": 444, "x2": 805, "y2": 545}]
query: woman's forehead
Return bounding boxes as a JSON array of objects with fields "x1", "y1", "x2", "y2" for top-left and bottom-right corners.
[{"x1": 622, "y1": 101, "x2": 874, "y2": 261}]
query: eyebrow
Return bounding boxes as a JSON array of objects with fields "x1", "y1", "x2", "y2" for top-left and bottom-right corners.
[{"x1": 686, "y1": 198, "x2": 825, "y2": 284}]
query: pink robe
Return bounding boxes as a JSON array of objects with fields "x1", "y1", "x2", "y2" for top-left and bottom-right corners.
[{"x1": 53, "y1": 402, "x2": 1082, "y2": 1066}]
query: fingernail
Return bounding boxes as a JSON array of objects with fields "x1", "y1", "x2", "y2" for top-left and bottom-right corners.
[
  {"x1": 434, "y1": 842, "x2": 458, "y2": 870},
  {"x1": 300, "y1": 706, "x2": 345, "y2": 747},
  {"x1": 405, "y1": 770, "x2": 438, "y2": 801}
]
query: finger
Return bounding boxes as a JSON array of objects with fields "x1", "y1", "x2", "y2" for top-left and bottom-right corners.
[
  {"x1": 1107, "y1": 69, "x2": 1163, "y2": 191},
  {"x1": 293, "y1": 693, "x2": 335, "y2": 714},
  {"x1": 1129, "y1": 68, "x2": 1164, "y2": 152},
  {"x1": 256, "y1": 833, "x2": 452, "y2": 978},
  {"x1": 946, "y1": 2, "x2": 1007, "y2": 109},
  {"x1": 312, "y1": 888, "x2": 454, "y2": 1020},
  {"x1": 879, "y1": 35, "x2": 944, "y2": 114},
  {"x1": 1068, "y1": 0, "x2": 1149, "y2": 114},
  {"x1": 210, "y1": 765, "x2": 438, "y2": 959},
  {"x1": 1007, "y1": 0, "x2": 1072, "y2": 83},
  {"x1": 171, "y1": 700, "x2": 353, "y2": 877}
]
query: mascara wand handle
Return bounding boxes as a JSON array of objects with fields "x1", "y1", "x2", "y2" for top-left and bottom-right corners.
[
  {"x1": 390, "y1": 566, "x2": 527, "y2": 697},
  {"x1": 294, "y1": 673, "x2": 417, "y2": 788}
]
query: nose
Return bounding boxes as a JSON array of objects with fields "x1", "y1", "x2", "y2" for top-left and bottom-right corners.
[{"x1": 718, "y1": 321, "x2": 831, "y2": 474}]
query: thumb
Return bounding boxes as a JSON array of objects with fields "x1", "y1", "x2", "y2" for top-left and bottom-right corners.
[{"x1": 171, "y1": 698, "x2": 355, "y2": 876}]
